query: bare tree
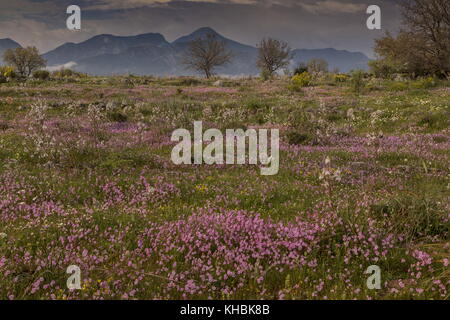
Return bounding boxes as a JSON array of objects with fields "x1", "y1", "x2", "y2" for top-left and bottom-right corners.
[
  {"x1": 307, "y1": 58, "x2": 329, "y2": 74},
  {"x1": 3, "y1": 47, "x2": 46, "y2": 78},
  {"x1": 183, "y1": 33, "x2": 233, "y2": 79},
  {"x1": 256, "y1": 38, "x2": 292, "y2": 76}
]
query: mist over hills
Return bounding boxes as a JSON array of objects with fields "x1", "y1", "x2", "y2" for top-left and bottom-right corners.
[{"x1": 3, "y1": 27, "x2": 370, "y2": 76}]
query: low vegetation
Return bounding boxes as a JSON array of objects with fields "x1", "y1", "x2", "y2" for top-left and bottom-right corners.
[{"x1": 0, "y1": 72, "x2": 448, "y2": 300}]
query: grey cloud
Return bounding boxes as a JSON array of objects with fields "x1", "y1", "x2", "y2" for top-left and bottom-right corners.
[{"x1": 0, "y1": 0, "x2": 402, "y2": 57}]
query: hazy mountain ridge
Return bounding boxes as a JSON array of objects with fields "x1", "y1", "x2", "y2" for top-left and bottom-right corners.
[
  {"x1": 292, "y1": 48, "x2": 370, "y2": 73},
  {"x1": 8, "y1": 28, "x2": 369, "y2": 75},
  {"x1": 0, "y1": 39, "x2": 22, "y2": 64},
  {"x1": 43, "y1": 33, "x2": 169, "y2": 66}
]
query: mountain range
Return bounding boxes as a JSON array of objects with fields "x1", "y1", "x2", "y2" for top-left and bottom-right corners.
[
  {"x1": 0, "y1": 39, "x2": 22, "y2": 64},
  {"x1": 2, "y1": 27, "x2": 370, "y2": 76}
]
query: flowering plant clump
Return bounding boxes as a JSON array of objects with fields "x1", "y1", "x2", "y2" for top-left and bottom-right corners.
[
  {"x1": 333, "y1": 74, "x2": 349, "y2": 83},
  {"x1": 0, "y1": 66, "x2": 16, "y2": 78},
  {"x1": 290, "y1": 72, "x2": 311, "y2": 90}
]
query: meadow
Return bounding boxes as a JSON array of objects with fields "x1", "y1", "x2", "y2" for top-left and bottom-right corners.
[{"x1": 0, "y1": 73, "x2": 448, "y2": 299}]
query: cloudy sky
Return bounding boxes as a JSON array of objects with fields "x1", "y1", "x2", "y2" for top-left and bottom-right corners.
[{"x1": 0, "y1": 0, "x2": 403, "y2": 57}]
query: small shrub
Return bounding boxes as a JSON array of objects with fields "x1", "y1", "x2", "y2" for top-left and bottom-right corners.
[
  {"x1": 287, "y1": 130, "x2": 313, "y2": 145},
  {"x1": 289, "y1": 72, "x2": 311, "y2": 91},
  {"x1": 368, "y1": 59, "x2": 397, "y2": 79},
  {"x1": 179, "y1": 77, "x2": 201, "y2": 86},
  {"x1": 52, "y1": 68, "x2": 82, "y2": 78},
  {"x1": 107, "y1": 111, "x2": 128, "y2": 123},
  {"x1": 0, "y1": 121, "x2": 9, "y2": 131},
  {"x1": 417, "y1": 113, "x2": 445, "y2": 129},
  {"x1": 432, "y1": 136, "x2": 447, "y2": 144},
  {"x1": 388, "y1": 81, "x2": 408, "y2": 91},
  {"x1": 293, "y1": 63, "x2": 308, "y2": 75},
  {"x1": 370, "y1": 197, "x2": 447, "y2": 241},
  {"x1": 260, "y1": 68, "x2": 272, "y2": 81},
  {"x1": 333, "y1": 74, "x2": 349, "y2": 83},
  {"x1": 0, "y1": 66, "x2": 16, "y2": 79},
  {"x1": 326, "y1": 113, "x2": 343, "y2": 122},
  {"x1": 245, "y1": 98, "x2": 270, "y2": 113},
  {"x1": 350, "y1": 70, "x2": 365, "y2": 95},
  {"x1": 32, "y1": 70, "x2": 50, "y2": 80},
  {"x1": 411, "y1": 77, "x2": 436, "y2": 89}
]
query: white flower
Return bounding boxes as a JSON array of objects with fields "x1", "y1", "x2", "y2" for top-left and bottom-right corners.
[
  {"x1": 347, "y1": 108, "x2": 355, "y2": 120},
  {"x1": 0, "y1": 233, "x2": 7, "y2": 239},
  {"x1": 333, "y1": 169, "x2": 342, "y2": 182}
]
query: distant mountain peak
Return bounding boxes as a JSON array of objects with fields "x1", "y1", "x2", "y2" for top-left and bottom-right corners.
[
  {"x1": 87, "y1": 32, "x2": 167, "y2": 43},
  {"x1": 193, "y1": 27, "x2": 219, "y2": 35},
  {"x1": 43, "y1": 31, "x2": 170, "y2": 65},
  {"x1": 0, "y1": 38, "x2": 21, "y2": 47},
  {"x1": 173, "y1": 27, "x2": 223, "y2": 43},
  {"x1": 0, "y1": 38, "x2": 22, "y2": 63}
]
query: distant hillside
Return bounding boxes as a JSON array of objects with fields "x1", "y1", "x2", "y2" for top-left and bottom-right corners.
[
  {"x1": 0, "y1": 39, "x2": 22, "y2": 64},
  {"x1": 292, "y1": 48, "x2": 370, "y2": 73},
  {"x1": 40, "y1": 27, "x2": 369, "y2": 76}
]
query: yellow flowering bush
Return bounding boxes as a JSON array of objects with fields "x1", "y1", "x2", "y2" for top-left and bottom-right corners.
[
  {"x1": 333, "y1": 73, "x2": 348, "y2": 83},
  {"x1": 0, "y1": 66, "x2": 16, "y2": 78},
  {"x1": 289, "y1": 72, "x2": 311, "y2": 91}
]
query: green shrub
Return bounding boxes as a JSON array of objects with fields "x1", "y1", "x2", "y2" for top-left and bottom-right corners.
[
  {"x1": 293, "y1": 63, "x2": 308, "y2": 75},
  {"x1": 411, "y1": 77, "x2": 436, "y2": 89},
  {"x1": 32, "y1": 70, "x2": 50, "y2": 80},
  {"x1": 350, "y1": 70, "x2": 365, "y2": 95},
  {"x1": 0, "y1": 121, "x2": 9, "y2": 130},
  {"x1": 179, "y1": 77, "x2": 201, "y2": 86},
  {"x1": 107, "y1": 111, "x2": 128, "y2": 123},
  {"x1": 52, "y1": 68, "x2": 84, "y2": 78},
  {"x1": 287, "y1": 130, "x2": 313, "y2": 145},
  {"x1": 370, "y1": 197, "x2": 447, "y2": 241},
  {"x1": 245, "y1": 97, "x2": 270, "y2": 113},
  {"x1": 260, "y1": 68, "x2": 272, "y2": 81},
  {"x1": 388, "y1": 81, "x2": 408, "y2": 91},
  {"x1": 418, "y1": 113, "x2": 446, "y2": 129},
  {"x1": 333, "y1": 73, "x2": 349, "y2": 83},
  {"x1": 368, "y1": 59, "x2": 397, "y2": 79}
]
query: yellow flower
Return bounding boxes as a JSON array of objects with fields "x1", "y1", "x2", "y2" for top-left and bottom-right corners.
[{"x1": 195, "y1": 184, "x2": 208, "y2": 192}]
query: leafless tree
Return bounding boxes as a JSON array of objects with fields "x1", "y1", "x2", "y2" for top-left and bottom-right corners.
[
  {"x1": 183, "y1": 33, "x2": 233, "y2": 79},
  {"x1": 256, "y1": 38, "x2": 292, "y2": 76},
  {"x1": 3, "y1": 47, "x2": 46, "y2": 78},
  {"x1": 307, "y1": 58, "x2": 329, "y2": 74}
]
